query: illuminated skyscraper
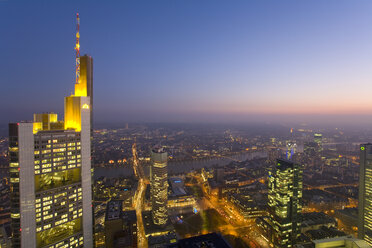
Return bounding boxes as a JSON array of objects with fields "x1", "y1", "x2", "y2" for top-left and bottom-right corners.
[
  {"x1": 314, "y1": 133, "x2": 322, "y2": 152},
  {"x1": 150, "y1": 148, "x2": 168, "y2": 226},
  {"x1": 286, "y1": 141, "x2": 297, "y2": 160},
  {"x1": 358, "y1": 144, "x2": 372, "y2": 245},
  {"x1": 77, "y1": 55, "x2": 93, "y2": 129},
  {"x1": 286, "y1": 128, "x2": 297, "y2": 160},
  {"x1": 268, "y1": 159, "x2": 303, "y2": 248},
  {"x1": 8, "y1": 14, "x2": 93, "y2": 248}
]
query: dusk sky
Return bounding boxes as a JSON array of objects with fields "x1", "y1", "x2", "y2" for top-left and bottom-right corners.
[{"x1": 1, "y1": 0, "x2": 372, "y2": 124}]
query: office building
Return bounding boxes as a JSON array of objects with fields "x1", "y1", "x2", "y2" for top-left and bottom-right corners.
[
  {"x1": 314, "y1": 133, "x2": 322, "y2": 151},
  {"x1": 104, "y1": 201, "x2": 137, "y2": 248},
  {"x1": 150, "y1": 148, "x2": 168, "y2": 226},
  {"x1": 267, "y1": 159, "x2": 303, "y2": 248},
  {"x1": 312, "y1": 236, "x2": 370, "y2": 248},
  {"x1": 286, "y1": 141, "x2": 297, "y2": 160},
  {"x1": 8, "y1": 14, "x2": 93, "y2": 248},
  {"x1": 358, "y1": 144, "x2": 372, "y2": 245}
]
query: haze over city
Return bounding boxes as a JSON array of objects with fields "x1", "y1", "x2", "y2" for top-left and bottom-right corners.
[
  {"x1": 3, "y1": 1, "x2": 372, "y2": 248},
  {"x1": 2, "y1": 1, "x2": 372, "y2": 124}
]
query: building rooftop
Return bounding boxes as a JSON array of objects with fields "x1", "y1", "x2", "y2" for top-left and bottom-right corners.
[
  {"x1": 142, "y1": 211, "x2": 173, "y2": 237},
  {"x1": 169, "y1": 177, "x2": 187, "y2": 197},
  {"x1": 312, "y1": 236, "x2": 370, "y2": 248},
  {"x1": 305, "y1": 226, "x2": 346, "y2": 240},
  {"x1": 168, "y1": 233, "x2": 232, "y2": 248},
  {"x1": 122, "y1": 210, "x2": 137, "y2": 223},
  {"x1": 276, "y1": 158, "x2": 296, "y2": 169},
  {"x1": 301, "y1": 212, "x2": 336, "y2": 228},
  {"x1": 148, "y1": 231, "x2": 177, "y2": 247},
  {"x1": 105, "y1": 200, "x2": 122, "y2": 221}
]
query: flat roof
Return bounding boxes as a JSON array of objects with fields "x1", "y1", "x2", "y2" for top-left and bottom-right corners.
[{"x1": 105, "y1": 200, "x2": 122, "y2": 221}]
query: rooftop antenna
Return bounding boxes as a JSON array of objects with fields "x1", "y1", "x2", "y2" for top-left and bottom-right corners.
[{"x1": 75, "y1": 13, "x2": 80, "y2": 85}]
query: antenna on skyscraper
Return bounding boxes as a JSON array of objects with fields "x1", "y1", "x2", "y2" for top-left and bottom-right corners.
[{"x1": 75, "y1": 13, "x2": 80, "y2": 85}]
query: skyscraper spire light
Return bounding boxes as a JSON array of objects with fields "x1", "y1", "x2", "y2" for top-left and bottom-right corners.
[{"x1": 75, "y1": 13, "x2": 80, "y2": 85}]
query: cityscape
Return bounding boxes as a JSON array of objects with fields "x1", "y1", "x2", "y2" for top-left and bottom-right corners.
[{"x1": 1, "y1": 1, "x2": 372, "y2": 248}]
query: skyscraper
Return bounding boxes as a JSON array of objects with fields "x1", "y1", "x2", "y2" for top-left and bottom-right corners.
[
  {"x1": 8, "y1": 14, "x2": 93, "y2": 248},
  {"x1": 314, "y1": 133, "x2": 323, "y2": 153},
  {"x1": 286, "y1": 128, "x2": 297, "y2": 160},
  {"x1": 150, "y1": 148, "x2": 168, "y2": 226},
  {"x1": 286, "y1": 141, "x2": 297, "y2": 160},
  {"x1": 358, "y1": 143, "x2": 372, "y2": 245},
  {"x1": 77, "y1": 55, "x2": 93, "y2": 129},
  {"x1": 268, "y1": 158, "x2": 303, "y2": 248}
]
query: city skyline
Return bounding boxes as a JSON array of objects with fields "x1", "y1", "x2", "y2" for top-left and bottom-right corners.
[
  {"x1": 2, "y1": 1, "x2": 372, "y2": 124},
  {"x1": 3, "y1": 2, "x2": 372, "y2": 247}
]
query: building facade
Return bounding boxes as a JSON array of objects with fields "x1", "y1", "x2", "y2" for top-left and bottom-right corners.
[
  {"x1": 9, "y1": 63, "x2": 93, "y2": 248},
  {"x1": 268, "y1": 158, "x2": 303, "y2": 248},
  {"x1": 78, "y1": 55, "x2": 93, "y2": 129},
  {"x1": 358, "y1": 143, "x2": 372, "y2": 245},
  {"x1": 150, "y1": 148, "x2": 168, "y2": 226}
]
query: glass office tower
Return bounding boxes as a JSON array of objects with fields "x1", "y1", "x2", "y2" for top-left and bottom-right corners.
[
  {"x1": 9, "y1": 65, "x2": 93, "y2": 248},
  {"x1": 150, "y1": 148, "x2": 168, "y2": 226},
  {"x1": 358, "y1": 144, "x2": 372, "y2": 245},
  {"x1": 268, "y1": 158, "x2": 303, "y2": 248}
]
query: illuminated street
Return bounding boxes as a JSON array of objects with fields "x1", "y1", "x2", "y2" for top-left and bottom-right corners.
[
  {"x1": 134, "y1": 178, "x2": 148, "y2": 248},
  {"x1": 187, "y1": 172, "x2": 271, "y2": 247},
  {"x1": 132, "y1": 141, "x2": 148, "y2": 248}
]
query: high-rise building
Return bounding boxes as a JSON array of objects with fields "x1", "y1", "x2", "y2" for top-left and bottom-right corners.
[
  {"x1": 358, "y1": 144, "x2": 372, "y2": 245},
  {"x1": 268, "y1": 158, "x2": 303, "y2": 248},
  {"x1": 150, "y1": 148, "x2": 168, "y2": 226},
  {"x1": 8, "y1": 14, "x2": 93, "y2": 248},
  {"x1": 314, "y1": 133, "x2": 322, "y2": 145},
  {"x1": 314, "y1": 133, "x2": 323, "y2": 152},
  {"x1": 286, "y1": 128, "x2": 297, "y2": 160},
  {"x1": 77, "y1": 55, "x2": 93, "y2": 129},
  {"x1": 286, "y1": 141, "x2": 297, "y2": 160}
]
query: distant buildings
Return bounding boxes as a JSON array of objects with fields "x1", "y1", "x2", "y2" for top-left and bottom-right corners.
[
  {"x1": 268, "y1": 158, "x2": 303, "y2": 247},
  {"x1": 150, "y1": 148, "x2": 168, "y2": 226},
  {"x1": 358, "y1": 143, "x2": 372, "y2": 245},
  {"x1": 286, "y1": 141, "x2": 297, "y2": 160},
  {"x1": 313, "y1": 133, "x2": 322, "y2": 152}
]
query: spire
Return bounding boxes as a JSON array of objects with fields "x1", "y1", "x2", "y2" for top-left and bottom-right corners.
[{"x1": 75, "y1": 13, "x2": 80, "y2": 85}]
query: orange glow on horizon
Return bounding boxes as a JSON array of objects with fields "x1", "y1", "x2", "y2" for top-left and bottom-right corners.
[{"x1": 183, "y1": 103, "x2": 372, "y2": 116}]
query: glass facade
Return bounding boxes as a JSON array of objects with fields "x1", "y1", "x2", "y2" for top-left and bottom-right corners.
[
  {"x1": 9, "y1": 127, "x2": 85, "y2": 248},
  {"x1": 358, "y1": 144, "x2": 372, "y2": 245},
  {"x1": 150, "y1": 149, "x2": 168, "y2": 226},
  {"x1": 268, "y1": 159, "x2": 303, "y2": 248}
]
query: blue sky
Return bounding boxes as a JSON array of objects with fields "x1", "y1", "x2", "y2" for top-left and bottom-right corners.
[{"x1": 1, "y1": 0, "x2": 372, "y2": 124}]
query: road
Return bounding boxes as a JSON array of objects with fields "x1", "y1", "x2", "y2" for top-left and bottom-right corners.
[
  {"x1": 193, "y1": 173, "x2": 270, "y2": 247},
  {"x1": 134, "y1": 178, "x2": 147, "y2": 248},
  {"x1": 132, "y1": 141, "x2": 148, "y2": 248}
]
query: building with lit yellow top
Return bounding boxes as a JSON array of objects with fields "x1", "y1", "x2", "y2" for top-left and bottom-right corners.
[{"x1": 8, "y1": 59, "x2": 93, "y2": 247}]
